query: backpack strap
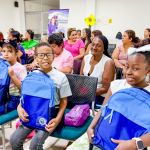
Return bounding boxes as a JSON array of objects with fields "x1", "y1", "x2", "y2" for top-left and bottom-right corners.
[
  {"x1": 138, "y1": 88, "x2": 150, "y2": 95},
  {"x1": 31, "y1": 69, "x2": 49, "y2": 78}
]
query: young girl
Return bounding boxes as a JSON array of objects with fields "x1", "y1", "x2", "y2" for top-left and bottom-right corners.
[
  {"x1": 1, "y1": 42, "x2": 27, "y2": 112},
  {"x1": 87, "y1": 45, "x2": 150, "y2": 150},
  {"x1": 10, "y1": 42, "x2": 72, "y2": 150}
]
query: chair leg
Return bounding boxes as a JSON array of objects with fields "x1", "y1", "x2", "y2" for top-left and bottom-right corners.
[
  {"x1": 9, "y1": 121, "x2": 12, "y2": 128},
  {"x1": 1, "y1": 125, "x2": 6, "y2": 150}
]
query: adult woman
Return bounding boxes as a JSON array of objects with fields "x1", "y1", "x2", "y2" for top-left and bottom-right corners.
[
  {"x1": 85, "y1": 30, "x2": 103, "y2": 55},
  {"x1": 80, "y1": 35, "x2": 115, "y2": 106},
  {"x1": 144, "y1": 28, "x2": 150, "y2": 39},
  {"x1": 48, "y1": 16, "x2": 58, "y2": 36},
  {"x1": 64, "y1": 28, "x2": 85, "y2": 74},
  {"x1": 48, "y1": 33, "x2": 73, "y2": 73},
  {"x1": 112, "y1": 29, "x2": 139, "y2": 79},
  {"x1": 21, "y1": 29, "x2": 38, "y2": 52},
  {"x1": 21, "y1": 29, "x2": 38, "y2": 64},
  {"x1": 82, "y1": 28, "x2": 91, "y2": 52}
]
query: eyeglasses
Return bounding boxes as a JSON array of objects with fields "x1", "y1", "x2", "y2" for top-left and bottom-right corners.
[{"x1": 36, "y1": 53, "x2": 53, "y2": 59}]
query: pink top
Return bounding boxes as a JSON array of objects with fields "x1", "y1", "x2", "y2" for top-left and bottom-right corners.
[
  {"x1": 118, "y1": 45, "x2": 128, "y2": 65},
  {"x1": 52, "y1": 49, "x2": 73, "y2": 70},
  {"x1": 9, "y1": 62, "x2": 27, "y2": 96},
  {"x1": 64, "y1": 39, "x2": 85, "y2": 57}
]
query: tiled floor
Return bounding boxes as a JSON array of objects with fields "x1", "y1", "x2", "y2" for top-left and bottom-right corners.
[{"x1": 1, "y1": 119, "x2": 69, "y2": 150}]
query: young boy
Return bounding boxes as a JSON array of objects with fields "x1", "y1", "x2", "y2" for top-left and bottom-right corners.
[{"x1": 10, "y1": 42, "x2": 72, "y2": 150}]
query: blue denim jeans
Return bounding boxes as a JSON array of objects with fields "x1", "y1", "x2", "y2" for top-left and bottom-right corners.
[
  {"x1": 7, "y1": 95, "x2": 20, "y2": 112},
  {"x1": 10, "y1": 124, "x2": 49, "y2": 150}
]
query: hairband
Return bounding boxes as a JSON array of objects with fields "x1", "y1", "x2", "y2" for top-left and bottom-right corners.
[{"x1": 128, "y1": 44, "x2": 150, "y2": 55}]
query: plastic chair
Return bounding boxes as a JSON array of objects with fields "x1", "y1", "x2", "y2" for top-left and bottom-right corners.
[
  {"x1": 0, "y1": 110, "x2": 18, "y2": 149},
  {"x1": 51, "y1": 74, "x2": 98, "y2": 141}
]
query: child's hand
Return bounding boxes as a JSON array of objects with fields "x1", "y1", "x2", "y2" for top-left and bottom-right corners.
[
  {"x1": 111, "y1": 138, "x2": 136, "y2": 150},
  {"x1": 17, "y1": 104, "x2": 29, "y2": 122},
  {"x1": 87, "y1": 127, "x2": 94, "y2": 143},
  {"x1": 8, "y1": 66, "x2": 15, "y2": 77},
  {"x1": 45, "y1": 118, "x2": 59, "y2": 133}
]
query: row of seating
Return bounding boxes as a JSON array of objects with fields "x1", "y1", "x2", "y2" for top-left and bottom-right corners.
[{"x1": 0, "y1": 74, "x2": 98, "y2": 149}]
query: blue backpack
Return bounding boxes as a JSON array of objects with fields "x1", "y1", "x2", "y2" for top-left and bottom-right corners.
[
  {"x1": 0, "y1": 58, "x2": 10, "y2": 114},
  {"x1": 92, "y1": 88, "x2": 150, "y2": 150},
  {"x1": 21, "y1": 70, "x2": 55, "y2": 130}
]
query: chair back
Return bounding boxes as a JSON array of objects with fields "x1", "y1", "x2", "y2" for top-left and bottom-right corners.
[{"x1": 66, "y1": 74, "x2": 98, "y2": 106}]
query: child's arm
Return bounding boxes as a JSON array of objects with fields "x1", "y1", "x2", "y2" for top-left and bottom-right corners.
[
  {"x1": 111, "y1": 133, "x2": 150, "y2": 150},
  {"x1": 45, "y1": 97, "x2": 67, "y2": 133},
  {"x1": 8, "y1": 66, "x2": 21, "y2": 89},
  {"x1": 17, "y1": 103, "x2": 29, "y2": 122}
]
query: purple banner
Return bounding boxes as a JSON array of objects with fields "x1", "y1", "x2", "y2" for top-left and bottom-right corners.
[{"x1": 48, "y1": 9, "x2": 69, "y2": 36}]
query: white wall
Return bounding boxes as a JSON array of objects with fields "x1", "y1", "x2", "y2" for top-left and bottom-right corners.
[
  {"x1": 95, "y1": 0, "x2": 150, "y2": 41},
  {"x1": 60, "y1": 0, "x2": 150, "y2": 42},
  {"x1": 1, "y1": 0, "x2": 150, "y2": 40},
  {"x1": 60, "y1": 0, "x2": 88, "y2": 30},
  {"x1": 25, "y1": 0, "x2": 59, "y2": 35},
  {"x1": 0, "y1": 0, "x2": 25, "y2": 37}
]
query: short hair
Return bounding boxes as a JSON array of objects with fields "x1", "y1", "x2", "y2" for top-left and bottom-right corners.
[
  {"x1": 35, "y1": 42, "x2": 53, "y2": 55},
  {"x1": 67, "y1": 28, "x2": 76, "y2": 39},
  {"x1": 48, "y1": 33, "x2": 63, "y2": 46},
  {"x1": 92, "y1": 30, "x2": 103, "y2": 37},
  {"x1": 116, "y1": 32, "x2": 122, "y2": 39}
]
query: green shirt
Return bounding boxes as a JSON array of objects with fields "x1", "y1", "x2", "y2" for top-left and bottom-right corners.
[{"x1": 21, "y1": 40, "x2": 38, "y2": 51}]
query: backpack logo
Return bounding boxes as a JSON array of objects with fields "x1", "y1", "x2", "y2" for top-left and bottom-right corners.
[{"x1": 38, "y1": 117, "x2": 47, "y2": 126}]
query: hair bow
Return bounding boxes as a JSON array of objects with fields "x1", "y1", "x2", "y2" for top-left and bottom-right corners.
[{"x1": 128, "y1": 44, "x2": 150, "y2": 55}]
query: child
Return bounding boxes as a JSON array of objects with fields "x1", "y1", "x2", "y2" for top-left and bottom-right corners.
[
  {"x1": 87, "y1": 45, "x2": 150, "y2": 150},
  {"x1": 1, "y1": 42, "x2": 27, "y2": 112},
  {"x1": 10, "y1": 42, "x2": 72, "y2": 150}
]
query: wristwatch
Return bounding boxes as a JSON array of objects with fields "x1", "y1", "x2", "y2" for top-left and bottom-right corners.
[{"x1": 132, "y1": 137, "x2": 144, "y2": 150}]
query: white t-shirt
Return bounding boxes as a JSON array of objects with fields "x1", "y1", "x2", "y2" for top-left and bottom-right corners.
[
  {"x1": 110, "y1": 79, "x2": 150, "y2": 94},
  {"x1": 47, "y1": 68, "x2": 72, "y2": 105}
]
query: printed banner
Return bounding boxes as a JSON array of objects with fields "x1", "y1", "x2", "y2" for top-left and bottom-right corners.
[{"x1": 48, "y1": 9, "x2": 69, "y2": 36}]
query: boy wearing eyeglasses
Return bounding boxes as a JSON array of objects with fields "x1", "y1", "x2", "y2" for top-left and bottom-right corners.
[{"x1": 10, "y1": 42, "x2": 72, "y2": 150}]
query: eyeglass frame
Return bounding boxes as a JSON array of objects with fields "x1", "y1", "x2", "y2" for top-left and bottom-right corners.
[{"x1": 36, "y1": 53, "x2": 54, "y2": 59}]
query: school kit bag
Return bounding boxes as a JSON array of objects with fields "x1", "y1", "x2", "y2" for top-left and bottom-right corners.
[
  {"x1": 64, "y1": 104, "x2": 90, "y2": 126},
  {"x1": 92, "y1": 88, "x2": 150, "y2": 150},
  {"x1": 21, "y1": 70, "x2": 55, "y2": 130},
  {"x1": 0, "y1": 58, "x2": 10, "y2": 114}
]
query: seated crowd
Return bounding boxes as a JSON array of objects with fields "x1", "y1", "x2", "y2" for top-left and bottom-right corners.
[{"x1": 0, "y1": 27, "x2": 150, "y2": 150}]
